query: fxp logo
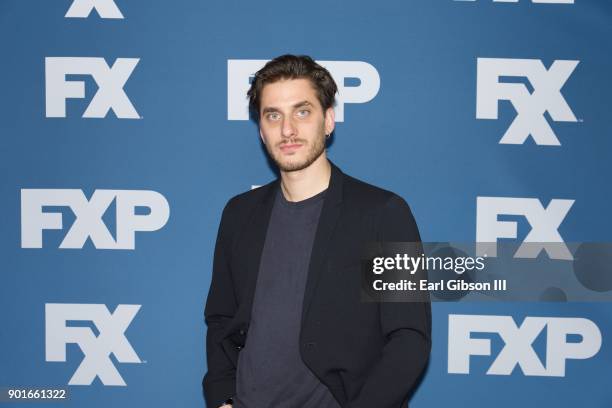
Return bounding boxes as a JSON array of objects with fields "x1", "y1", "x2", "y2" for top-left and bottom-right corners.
[
  {"x1": 45, "y1": 303, "x2": 142, "y2": 386},
  {"x1": 476, "y1": 58, "x2": 579, "y2": 146},
  {"x1": 21, "y1": 189, "x2": 170, "y2": 250},
  {"x1": 227, "y1": 59, "x2": 380, "y2": 122},
  {"x1": 448, "y1": 314, "x2": 602, "y2": 377}
]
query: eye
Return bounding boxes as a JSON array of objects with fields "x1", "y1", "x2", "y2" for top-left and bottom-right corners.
[
  {"x1": 266, "y1": 112, "x2": 281, "y2": 121},
  {"x1": 296, "y1": 109, "x2": 310, "y2": 118}
]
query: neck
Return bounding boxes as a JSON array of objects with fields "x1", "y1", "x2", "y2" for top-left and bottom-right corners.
[{"x1": 279, "y1": 153, "x2": 331, "y2": 202}]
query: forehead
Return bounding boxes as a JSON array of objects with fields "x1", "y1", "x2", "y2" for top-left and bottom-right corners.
[{"x1": 260, "y1": 78, "x2": 321, "y2": 109}]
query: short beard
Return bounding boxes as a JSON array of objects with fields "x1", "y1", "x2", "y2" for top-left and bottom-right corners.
[{"x1": 268, "y1": 133, "x2": 326, "y2": 172}]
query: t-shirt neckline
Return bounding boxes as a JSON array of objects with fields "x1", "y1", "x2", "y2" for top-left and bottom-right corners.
[{"x1": 277, "y1": 185, "x2": 328, "y2": 209}]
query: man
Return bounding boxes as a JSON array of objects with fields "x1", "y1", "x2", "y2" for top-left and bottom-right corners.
[{"x1": 203, "y1": 55, "x2": 431, "y2": 408}]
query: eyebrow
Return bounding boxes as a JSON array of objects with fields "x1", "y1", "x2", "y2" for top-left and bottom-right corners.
[{"x1": 262, "y1": 100, "x2": 312, "y2": 114}]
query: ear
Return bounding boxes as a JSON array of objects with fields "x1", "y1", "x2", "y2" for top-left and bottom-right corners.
[
  {"x1": 259, "y1": 128, "x2": 266, "y2": 145},
  {"x1": 324, "y1": 107, "x2": 335, "y2": 136}
]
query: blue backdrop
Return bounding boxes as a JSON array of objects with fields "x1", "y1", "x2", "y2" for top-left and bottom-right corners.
[{"x1": 1, "y1": 0, "x2": 610, "y2": 407}]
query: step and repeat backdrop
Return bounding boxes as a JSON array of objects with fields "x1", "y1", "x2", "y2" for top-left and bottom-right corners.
[{"x1": 1, "y1": 0, "x2": 611, "y2": 407}]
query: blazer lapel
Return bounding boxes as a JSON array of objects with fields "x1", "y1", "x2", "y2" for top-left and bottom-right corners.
[
  {"x1": 301, "y1": 161, "x2": 344, "y2": 324},
  {"x1": 237, "y1": 179, "x2": 279, "y2": 325},
  {"x1": 237, "y1": 162, "x2": 345, "y2": 327}
]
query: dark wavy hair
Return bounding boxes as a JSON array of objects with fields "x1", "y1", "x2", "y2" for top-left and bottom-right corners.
[{"x1": 247, "y1": 54, "x2": 337, "y2": 122}]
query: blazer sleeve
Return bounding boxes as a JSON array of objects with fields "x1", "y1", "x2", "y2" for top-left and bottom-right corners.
[
  {"x1": 349, "y1": 194, "x2": 432, "y2": 408},
  {"x1": 202, "y1": 202, "x2": 238, "y2": 408}
]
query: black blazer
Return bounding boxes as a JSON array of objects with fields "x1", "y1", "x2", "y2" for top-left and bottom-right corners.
[{"x1": 203, "y1": 161, "x2": 431, "y2": 408}]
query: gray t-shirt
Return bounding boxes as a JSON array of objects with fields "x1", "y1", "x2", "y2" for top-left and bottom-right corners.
[{"x1": 234, "y1": 186, "x2": 341, "y2": 408}]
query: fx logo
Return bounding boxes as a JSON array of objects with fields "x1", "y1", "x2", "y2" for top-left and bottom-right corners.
[
  {"x1": 45, "y1": 57, "x2": 140, "y2": 118},
  {"x1": 65, "y1": 0, "x2": 124, "y2": 19},
  {"x1": 476, "y1": 196, "x2": 574, "y2": 260},
  {"x1": 45, "y1": 303, "x2": 141, "y2": 386},
  {"x1": 448, "y1": 314, "x2": 601, "y2": 377},
  {"x1": 476, "y1": 58, "x2": 579, "y2": 145},
  {"x1": 227, "y1": 59, "x2": 380, "y2": 122},
  {"x1": 21, "y1": 189, "x2": 170, "y2": 250}
]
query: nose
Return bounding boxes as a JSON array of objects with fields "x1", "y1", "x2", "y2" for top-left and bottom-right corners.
[{"x1": 281, "y1": 117, "x2": 297, "y2": 139}]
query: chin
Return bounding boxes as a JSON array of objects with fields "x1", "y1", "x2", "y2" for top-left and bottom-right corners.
[
  {"x1": 277, "y1": 159, "x2": 310, "y2": 172},
  {"x1": 269, "y1": 143, "x2": 325, "y2": 172}
]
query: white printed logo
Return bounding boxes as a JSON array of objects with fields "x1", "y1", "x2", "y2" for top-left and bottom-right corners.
[
  {"x1": 46, "y1": 303, "x2": 141, "y2": 386},
  {"x1": 45, "y1": 57, "x2": 139, "y2": 118},
  {"x1": 21, "y1": 189, "x2": 170, "y2": 249},
  {"x1": 65, "y1": 0, "x2": 124, "y2": 19},
  {"x1": 476, "y1": 58, "x2": 579, "y2": 145},
  {"x1": 227, "y1": 59, "x2": 380, "y2": 122},
  {"x1": 448, "y1": 314, "x2": 601, "y2": 377},
  {"x1": 476, "y1": 196, "x2": 573, "y2": 260}
]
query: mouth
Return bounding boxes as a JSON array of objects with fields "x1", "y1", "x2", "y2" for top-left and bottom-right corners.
[{"x1": 279, "y1": 143, "x2": 303, "y2": 154}]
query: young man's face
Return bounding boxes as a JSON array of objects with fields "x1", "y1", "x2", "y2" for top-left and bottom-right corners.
[{"x1": 258, "y1": 78, "x2": 335, "y2": 172}]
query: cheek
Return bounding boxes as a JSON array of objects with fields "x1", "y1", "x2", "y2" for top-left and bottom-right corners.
[
  {"x1": 302, "y1": 119, "x2": 324, "y2": 133},
  {"x1": 262, "y1": 120, "x2": 281, "y2": 133},
  {"x1": 259, "y1": 124, "x2": 275, "y2": 141}
]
